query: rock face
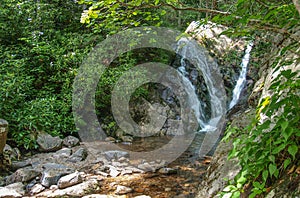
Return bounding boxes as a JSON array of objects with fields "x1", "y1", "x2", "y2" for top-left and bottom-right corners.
[
  {"x1": 36, "y1": 131, "x2": 63, "y2": 152},
  {"x1": 6, "y1": 167, "x2": 40, "y2": 185}
]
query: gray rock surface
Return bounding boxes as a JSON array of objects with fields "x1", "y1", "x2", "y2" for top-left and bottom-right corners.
[
  {"x1": 30, "y1": 183, "x2": 45, "y2": 195},
  {"x1": 6, "y1": 167, "x2": 40, "y2": 185},
  {"x1": 40, "y1": 163, "x2": 73, "y2": 187},
  {"x1": 36, "y1": 132, "x2": 63, "y2": 152},
  {"x1": 57, "y1": 172, "x2": 83, "y2": 189},
  {"x1": 68, "y1": 147, "x2": 88, "y2": 162},
  {"x1": 104, "y1": 150, "x2": 129, "y2": 161},
  {"x1": 0, "y1": 186, "x2": 22, "y2": 198},
  {"x1": 63, "y1": 136, "x2": 80, "y2": 147}
]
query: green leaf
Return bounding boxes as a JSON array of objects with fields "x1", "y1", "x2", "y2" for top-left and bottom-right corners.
[
  {"x1": 232, "y1": 191, "x2": 241, "y2": 198},
  {"x1": 272, "y1": 143, "x2": 286, "y2": 154},
  {"x1": 262, "y1": 170, "x2": 268, "y2": 182},
  {"x1": 284, "y1": 158, "x2": 291, "y2": 169},
  {"x1": 223, "y1": 185, "x2": 237, "y2": 192},
  {"x1": 268, "y1": 155, "x2": 275, "y2": 163},
  {"x1": 269, "y1": 163, "x2": 277, "y2": 176},
  {"x1": 288, "y1": 144, "x2": 298, "y2": 159}
]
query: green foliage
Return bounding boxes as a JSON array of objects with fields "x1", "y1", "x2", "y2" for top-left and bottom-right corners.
[{"x1": 0, "y1": 0, "x2": 98, "y2": 149}]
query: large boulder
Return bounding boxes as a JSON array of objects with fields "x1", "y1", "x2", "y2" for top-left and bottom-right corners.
[{"x1": 36, "y1": 131, "x2": 63, "y2": 152}]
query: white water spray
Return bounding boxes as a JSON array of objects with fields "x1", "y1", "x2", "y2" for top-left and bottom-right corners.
[{"x1": 229, "y1": 42, "x2": 254, "y2": 109}]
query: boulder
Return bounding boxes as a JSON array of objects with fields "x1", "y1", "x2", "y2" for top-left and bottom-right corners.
[
  {"x1": 36, "y1": 132, "x2": 63, "y2": 152},
  {"x1": 40, "y1": 163, "x2": 73, "y2": 187},
  {"x1": 0, "y1": 186, "x2": 22, "y2": 198},
  {"x1": 63, "y1": 136, "x2": 80, "y2": 147},
  {"x1": 115, "y1": 185, "x2": 133, "y2": 195},
  {"x1": 4, "y1": 182, "x2": 25, "y2": 196},
  {"x1": 37, "y1": 179, "x2": 99, "y2": 197},
  {"x1": 57, "y1": 172, "x2": 83, "y2": 189},
  {"x1": 104, "y1": 150, "x2": 129, "y2": 161},
  {"x1": 67, "y1": 147, "x2": 88, "y2": 162},
  {"x1": 6, "y1": 167, "x2": 40, "y2": 185}
]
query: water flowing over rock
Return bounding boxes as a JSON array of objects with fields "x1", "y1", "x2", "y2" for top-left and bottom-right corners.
[{"x1": 229, "y1": 42, "x2": 254, "y2": 109}]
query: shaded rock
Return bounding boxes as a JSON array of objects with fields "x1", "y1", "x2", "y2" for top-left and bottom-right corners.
[
  {"x1": 6, "y1": 167, "x2": 40, "y2": 185},
  {"x1": 36, "y1": 132, "x2": 63, "y2": 152},
  {"x1": 104, "y1": 150, "x2": 129, "y2": 161},
  {"x1": 57, "y1": 172, "x2": 83, "y2": 189},
  {"x1": 11, "y1": 160, "x2": 31, "y2": 171},
  {"x1": 115, "y1": 185, "x2": 133, "y2": 195},
  {"x1": 30, "y1": 183, "x2": 45, "y2": 195},
  {"x1": 63, "y1": 136, "x2": 80, "y2": 147},
  {"x1": 67, "y1": 147, "x2": 88, "y2": 163},
  {"x1": 37, "y1": 179, "x2": 99, "y2": 197},
  {"x1": 0, "y1": 186, "x2": 22, "y2": 198},
  {"x1": 41, "y1": 163, "x2": 73, "y2": 187}
]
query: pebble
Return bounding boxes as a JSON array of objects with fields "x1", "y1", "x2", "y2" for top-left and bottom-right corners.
[{"x1": 115, "y1": 185, "x2": 133, "y2": 195}]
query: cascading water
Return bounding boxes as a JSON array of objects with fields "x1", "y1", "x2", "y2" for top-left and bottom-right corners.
[
  {"x1": 229, "y1": 42, "x2": 254, "y2": 109},
  {"x1": 171, "y1": 37, "x2": 253, "y2": 158}
]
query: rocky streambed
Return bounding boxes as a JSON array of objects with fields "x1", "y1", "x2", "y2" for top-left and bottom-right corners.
[{"x1": 0, "y1": 135, "x2": 211, "y2": 198}]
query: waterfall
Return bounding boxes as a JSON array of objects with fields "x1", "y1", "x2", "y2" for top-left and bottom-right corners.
[
  {"x1": 175, "y1": 37, "x2": 227, "y2": 132},
  {"x1": 229, "y1": 42, "x2": 254, "y2": 109}
]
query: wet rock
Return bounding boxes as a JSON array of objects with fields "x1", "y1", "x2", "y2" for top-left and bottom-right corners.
[
  {"x1": 6, "y1": 167, "x2": 40, "y2": 185},
  {"x1": 36, "y1": 132, "x2": 63, "y2": 152},
  {"x1": 40, "y1": 163, "x2": 73, "y2": 187},
  {"x1": 115, "y1": 185, "x2": 133, "y2": 195},
  {"x1": 63, "y1": 136, "x2": 80, "y2": 147},
  {"x1": 67, "y1": 147, "x2": 88, "y2": 163},
  {"x1": 57, "y1": 172, "x2": 83, "y2": 189},
  {"x1": 0, "y1": 186, "x2": 22, "y2": 198},
  {"x1": 30, "y1": 183, "x2": 45, "y2": 195},
  {"x1": 37, "y1": 179, "x2": 99, "y2": 197},
  {"x1": 104, "y1": 150, "x2": 129, "y2": 161}
]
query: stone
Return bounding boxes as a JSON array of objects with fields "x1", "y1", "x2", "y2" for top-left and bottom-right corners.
[
  {"x1": 83, "y1": 195, "x2": 115, "y2": 198},
  {"x1": 104, "y1": 150, "x2": 129, "y2": 161},
  {"x1": 121, "y1": 136, "x2": 133, "y2": 142},
  {"x1": 0, "y1": 186, "x2": 22, "y2": 198},
  {"x1": 40, "y1": 163, "x2": 73, "y2": 187},
  {"x1": 115, "y1": 185, "x2": 133, "y2": 195},
  {"x1": 37, "y1": 179, "x2": 99, "y2": 197},
  {"x1": 63, "y1": 136, "x2": 80, "y2": 147},
  {"x1": 109, "y1": 166, "x2": 120, "y2": 177},
  {"x1": 134, "y1": 196, "x2": 151, "y2": 198},
  {"x1": 6, "y1": 167, "x2": 40, "y2": 185},
  {"x1": 105, "y1": 137, "x2": 116, "y2": 142},
  {"x1": 5, "y1": 182, "x2": 25, "y2": 196},
  {"x1": 158, "y1": 167, "x2": 177, "y2": 174},
  {"x1": 36, "y1": 132, "x2": 63, "y2": 152},
  {"x1": 67, "y1": 147, "x2": 88, "y2": 162},
  {"x1": 57, "y1": 172, "x2": 83, "y2": 189},
  {"x1": 55, "y1": 148, "x2": 72, "y2": 157},
  {"x1": 11, "y1": 160, "x2": 31, "y2": 171},
  {"x1": 137, "y1": 163, "x2": 156, "y2": 172},
  {"x1": 30, "y1": 183, "x2": 45, "y2": 195}
]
